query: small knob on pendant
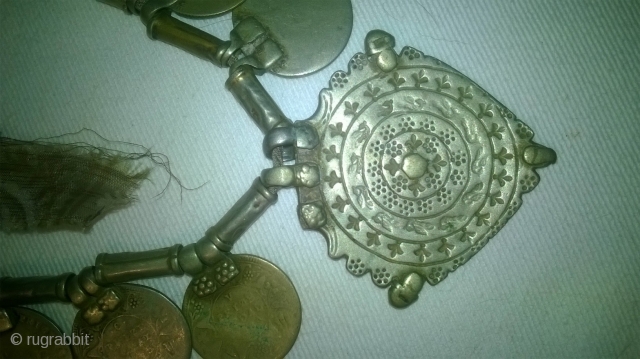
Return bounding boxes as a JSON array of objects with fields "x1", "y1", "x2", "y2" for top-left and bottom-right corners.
[
  {"x1": 388, "y1": 272, "x2": 424, "y2": 308},
  {"x1": 523, "y1": 143, "x2": 557, "y2": 168},
  {"x1": 365, "y1": 30, "x2": 398, "y2": 72}
]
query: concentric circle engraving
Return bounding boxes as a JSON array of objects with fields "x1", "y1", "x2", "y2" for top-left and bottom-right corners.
[
  {"x1": 297, "y1": 41, "x2": 553, "y2": 292},
  {"x1": 329, "y1": 82, "x2": 494, "y2": 261},
  {"x1": 364, "y1": 114, "x2": 466, "y2": 217}
]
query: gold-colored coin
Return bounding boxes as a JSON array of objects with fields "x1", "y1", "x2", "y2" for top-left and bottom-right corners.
[
  {"x1": 71, "y1": 284, "x2": 191, "y2": 359},
  {"x1": 183, "y1": 254, "x2": 301, "y2": 359},
  {"x1": 0, "y1": 307, "x2": 73, "y2": 359}
]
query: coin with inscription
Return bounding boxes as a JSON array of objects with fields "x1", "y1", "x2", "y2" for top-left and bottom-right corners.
[
  {"x1": 0, "y1": 307, "x2": 73, "y2": 359},
  {"x1": 71, "y1": 284, "x2": 191, "y2": 359},
  {"x1": 183, "y1": 254, "x2": 301, "y2": 359}
]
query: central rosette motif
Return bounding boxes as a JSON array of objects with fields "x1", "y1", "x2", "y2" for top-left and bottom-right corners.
[
  {"x1": 359, "y1": 114, "x2": 468, "y2": 219},
  {"x1": 401, "y1": 153, "x2": 428, "y2": 179},
  {"x1": 382, "y1": 133, "x2": 449, "y2": 198},
  {"x1": 378, "y1": 130, "x2": 451, "y2": 200}
]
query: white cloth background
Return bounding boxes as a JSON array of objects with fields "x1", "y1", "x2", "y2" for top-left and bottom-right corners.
[{"x1": 1, "y1": 0, "x2": 639, "y2": 358}]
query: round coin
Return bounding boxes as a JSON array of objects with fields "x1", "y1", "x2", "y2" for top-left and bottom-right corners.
[
  {"x1": 71, "y1": 284, "x2": 191, "y2": 359},
  {"x1": 232, "y1": 0, "x2": 353, "y2": 77},
  {"x1": 183, "y1": 254, "x2": 301, "y2": 359},
  {"x1": 0, "y1": 307, "x2": 73, "y2": 359},
  {"x1": 171, "y1": 0, "x2": 245, "y2": 17}
]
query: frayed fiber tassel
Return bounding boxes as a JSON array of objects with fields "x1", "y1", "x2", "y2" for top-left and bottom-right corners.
[{"x1": 0, "y1": 137, "x2": 150, "y2": 232}]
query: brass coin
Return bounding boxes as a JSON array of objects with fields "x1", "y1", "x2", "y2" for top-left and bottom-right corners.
[
  {"x1": 183, "y1": 254, "x2": 301, "y2": 359},
  {"x1": 0, "y1": 307, "x2": 73, "y2": 359},
  {"x1": 171, "y1": 0, "x2": 245, "y2": 17},
  {"x1": 232, "y1": 0, "x2": 353, "y2": 77},
  {"x1": 71, "y1": 284, "x2": 191, "y2": 359}
]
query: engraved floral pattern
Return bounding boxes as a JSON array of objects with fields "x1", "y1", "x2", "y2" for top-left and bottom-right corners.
[
  {"x1": 412, "y1": 69, "x2": 429, "y2": 87},
  {"x1": 388, "y1": 72, "x2": 406, "y2": 88},
  {"x1": 304, "y1": 44, "x2": 552, "y2": 297},
  {"x1": 364, "y1": 83, "x2": 380, "y2": 99},
  {"x1": 436, "y1": 74, "x2": 451, "y2": 92}
]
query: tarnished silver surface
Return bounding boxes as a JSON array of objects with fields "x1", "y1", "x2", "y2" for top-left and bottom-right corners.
[
  {"x1": 227, "y1": 65, "x2": 292, "y2": 133},
  {"x1": 171, "y1": 0, "x2": 244, "y2": 17},
  {"x1": 232, "y1": 0, "x2": 353, "y2": 77},
  {"x1": 296, "y1": 31, "x2": 556, "y2": 307}
]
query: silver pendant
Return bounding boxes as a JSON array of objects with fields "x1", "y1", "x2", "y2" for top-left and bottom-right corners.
[{"x1": 296, "y1": 31, "x2": 556, "y2": 307}]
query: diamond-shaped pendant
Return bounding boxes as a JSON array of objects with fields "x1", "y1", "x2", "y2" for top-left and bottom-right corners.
[{"x1": 296, "y1": 30, "x2": 556, "y2": 307}]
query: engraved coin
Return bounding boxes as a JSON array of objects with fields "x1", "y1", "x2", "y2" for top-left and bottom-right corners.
[
  {"x1": 232, "y1": 0, "x2": 353, "y2": 77},
  {"x1": 183, "y1": 254, "x2": 301, "y2": 359},
  {"x1": 171, "y1": 0, "x2": 245, "y2": 17},
  {"x1": 71, "y1": 284, "x2": 191, "y2": 359},
  {"x1": 296, "y1": 30, "x2": 556, "y2": 307},
  {"x1": 0, "y1": 307, "x2": 73, "y2": 359}
]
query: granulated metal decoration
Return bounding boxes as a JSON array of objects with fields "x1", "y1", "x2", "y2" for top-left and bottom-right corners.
[
  {"x1": 296, "y1": 31, "x2": 556, "y2": 307},
  {"x1": 183, "y1": 254, "x2": 301, "y2": 359}
]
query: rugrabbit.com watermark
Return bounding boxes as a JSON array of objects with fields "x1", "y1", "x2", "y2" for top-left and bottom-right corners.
[{"x1": 9, "y1": 332, "x2": 89, "y2": 348}]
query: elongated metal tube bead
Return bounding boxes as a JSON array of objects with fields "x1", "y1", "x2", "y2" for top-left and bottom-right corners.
[
  {"x1": 0, "y1": 273, "x2": 73, "y2": 307},
  {"x1": 94, "y1": 244, "x2": 183, "y2": 285},
  {"x1": 144, "y1": 9, "x2": 230, "y2": 67},
  {"x1": 227, "y1": 65, "x2": 292, "y2": 133},
  {"x1": 200, "y1": 177, "x2": 278, "y2": 253}
]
